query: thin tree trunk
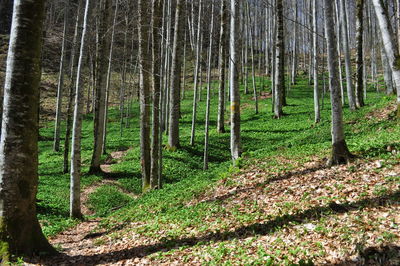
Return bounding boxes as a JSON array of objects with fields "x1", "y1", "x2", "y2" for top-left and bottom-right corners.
[
  {"x1": 102, "y1": 0, "x2": 119, "y2": 155},
  {"x1": 138, "y1": 0, "x2": 152, "y2": 192},
  {"x1": 217, "y1": 0, "x2": 227, "y2": 133},
  {"x1": 230, "y1": 0, "x2": 241, "y2": 163},
  {"x1": 313, "y1": 0, "x2": 320, "y2": 123},
  {"x1": 89, "y1": 0, "x2": 112, "y2": 173},
  {"x1": 339, "y1": 0, "x2": 357, "y2": 110},
  {"x1": 190, "y1": 0, "x2": 203, "y2": 146},
  {"x1": 168, "y1": 0, "x2": 185, "y2": 149},
  {"x1": 324, "y1": 0, "x2": 354, "y2": 165},
  {"x1": 70, "y1": 0, "x2": 92, "y2": 219},
  {"x1": 274, "y1": 0, "x2": 284, "y2": 118},
  {"x1": 204, "y1": 0, "x2": 215, "y2": 170},
  {"x1": 355, "y1": 0, "x2": 365, "y2": 108},
  {"x1": 53, "y1": 0, "x2": 70, "y2": 152},
  {"x1": 63, "y1": 0, "x2": 84, "y2": 174}
]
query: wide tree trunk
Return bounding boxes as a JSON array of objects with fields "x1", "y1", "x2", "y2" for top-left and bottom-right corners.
[
  {"x1": 324, "y1": 0, "x2": 354, "y2": 165},
  {"x1": 89, "y1": 0, "x2": 112, "y2": 174},
  {"x1": 168, "y1": 0, "x2": 184, "y2": 150},
  {"x1": 230, "y1": 0, "x2": 241, "y2": 163},
  {"x1": 138, "y1": 0, "x2": 152, "y2": 192},
  {"x1": 372, "y1": 0, "x2": 400, "y2": 116},
  {"x1": 70, "y1": 0, "x2": 92, "y2": 219},
  {"x1": 0, "y1": 0, "x2": 56, "y2": 260}
]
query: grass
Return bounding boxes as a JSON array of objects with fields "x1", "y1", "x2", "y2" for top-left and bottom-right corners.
[{"x1": 37, "y1": 74, "x2": 399, "y2": 263}]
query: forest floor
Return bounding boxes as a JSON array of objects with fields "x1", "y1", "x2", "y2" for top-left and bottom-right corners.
[{"x1": 28, "y1": 76, "x2": 400, "y2": 265}]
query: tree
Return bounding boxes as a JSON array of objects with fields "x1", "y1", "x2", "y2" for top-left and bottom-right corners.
[
  {"x1": 355, "y1": 0, "x2": 365, "y2": 108},
  {"x1": 217, "y1": 0, "x2": 228, "y2": 134},
  {"x1": 63, "y1": 0, "x2": 84, "y2": 174},
  {"x1": 324, "y1": 0, "x2": 354, "y2": 165},
  {"x1": 168, "y1": 0, "x2": 185, "y2": 150},
  {"x1": 0, "y1": 0, "x2": 56, "y2": 259},
  {"x1": 204, "y1": 0, "x2": 215, "y2": 170},
  {"x1": 372, "y1": 0, "x2": 400, "y2": 116},
  {"x1": 190, "y1": 0, "x2": 203, "y2": 146},
  {"x1": 312, "y1": 0, "x2": 320, "y2": 123},
  {"x1": 70, "y1": 0, "x2": 92, "y2": 219},
  {"x1": 138, "y1": 0, "x2": 152, "y2": 192},
  {"x1": 151, "y1": 0, "x2": 163, "y2": 189},
  {"x1": 274, "y1": 0, "x2": 285, "y2": 119},
  {"x1": 339, "y1": 0, "x2": 357, "y2": 110},
  {"x1": 89, "y1": 0, "x2": 112, "y2": 174},
  {"x1": 53, "y1": 0, "x2": 70, "y2": 152},
  {"x1": 230, "y1": 0, "x2": 241, "y2": 163}
]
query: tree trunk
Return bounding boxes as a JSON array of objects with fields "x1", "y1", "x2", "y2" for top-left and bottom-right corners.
[
  {"x1": 230, "y1": 0, "x2": 241, "y2": 163},
  {"x1": 70, "y1": 0, "x2": 92, "y2": 219},
  {"x1": 274, "y1": 0, "x2": 284, "y2": 118},
  {"x1": 324, "y1": 0, "x2": 354, "y2": 165},
  {"x1": 168, "y1": 0, "x2": 184, "y2": 150},
  {"x1": 53, "y1": 0, "x2": 70, "y2": 152},
  {"x1": 102, "y1": 0, "x2": 119, "y2": 155},
  {"x1": 217, "y1": 0, "x2": 227, "y2": 133},
  {"x1": 138, "y1": 0, "x2": 152, "y2": 192},
  {"x1": 313, "y1": 0, "x2": 320, "y2": 123},
  {"x1": 372, "y1": 0, "x2": 400, "y2": 116},
  {"x1": 355, "y1": 0, "x2": 365, "y2": 108},
  {"x1": 151, "y1": 0, "x2": 163, "y2": 189},
  {"x1": 0, "y1": 0, "x2": 56, "y2": 259},
  {"x1": 204, "y1": 0, "x2": 215, "y2": 170},
  {"x1": 190, "y1": 0, "x2": 203, "y2": 146},
  {"x1": 339, "y1": 0, "x2": 357, "y2": 110},
  {"x1": 63, "y1": 0, "x2": 84, "y2": 174},
  {"x1": 89, "y1": 0, "x2": 112, "y2": 173}
]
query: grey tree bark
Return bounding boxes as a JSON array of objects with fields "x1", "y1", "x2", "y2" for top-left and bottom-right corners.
[
  {"x1": 313, "y1": 0, "x2": 320, "y2": 123},
  {"x1": 102, "y1": 0, "x2": 119, "y2": 155},
  {"x1": 89, "y1": 0, "x2": 112, "y2": 174},
  {"x1": 204, "y1": 0, "x2": 215, "y2": 170},
  {"x1": 372, "y1": 0, "x2": 400, "y2": 116},
  {"x1": 355, "y1": 0, "x2": 365, "y2": 108},
  {"x1": 151, "y1": 0, "x2": 163, "y2": 189},
  {"x1": 230, "y1": 0, "x2": 241, "y2": 163},
  {"x1": 70, "y1": 0, "x2": 92, "y2": 219},
  {"x1": 53, "y1": 0, "x2": 70, "y2": 152},
  {"x1": 0, "y1": 0, "x2": 56, "y2": 259},
  {"x1": 217, "y1": 0, "x2": 227, "y2": 133},
  {"x1": 274, "y1": 0, "x2": 284, "y2": 119},
  {"x1": 168, "y1": 0, "x2": 184, "y2": 150},
  {"x1": 339, "y1": 0, "x2": 357, "y2": 110},
  {"x1": 190, "y1": 0, "x2": 203, "y2": 146},
  {"x1": 324, "y1": 0, "x2": 354, "y2": 165},
  {"x1": 63, "y1": 0, "x2": 84, "y2": 174},
  {"x1": 138, "y1": 0, "x2": 152, "y2": 192}
]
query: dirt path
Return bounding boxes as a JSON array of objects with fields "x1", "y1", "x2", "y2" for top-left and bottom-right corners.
[{"x1": 30, "y1": 149, "x2": 136, "y2": 265}]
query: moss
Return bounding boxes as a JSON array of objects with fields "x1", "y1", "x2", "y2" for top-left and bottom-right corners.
[{"x1": 0, "y1": 218, "x2": 10, "y2": 263}]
